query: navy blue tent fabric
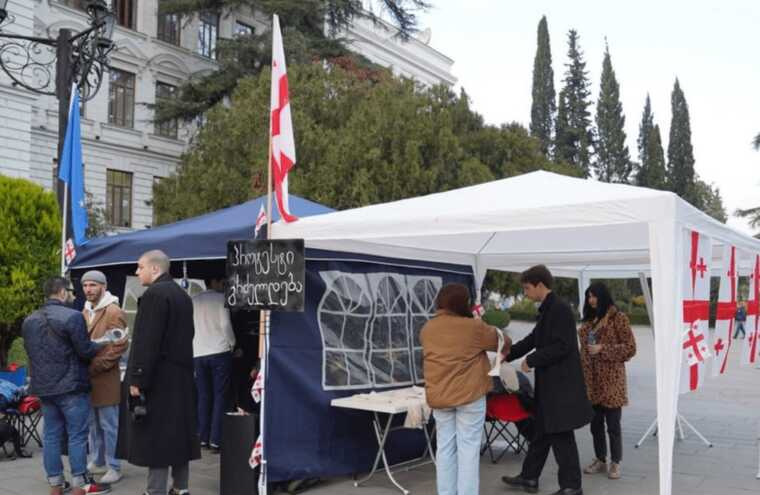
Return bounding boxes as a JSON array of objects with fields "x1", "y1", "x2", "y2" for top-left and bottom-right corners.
[
  {"x1": 71, "y1": 195, "x2": 333, "y2": 269},
  {"x1": 266, "y1": 251, "x2": 473, "y2": 482}
]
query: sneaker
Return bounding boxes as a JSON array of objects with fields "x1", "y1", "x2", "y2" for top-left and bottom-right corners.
[
  {"x1": 168, "y1": 489, "x2": 190, "y2": 495},
  {"x1": 87, "y1": 462, "x2": 107, "y2": 475},
  {"x1": 74, "y1": 476, "x2": 111, "y2": 495},
  {"x1": 99, "y1": 469, "x2": 122, "y2": 484},
  {"x1": 583, "y1": 458, "x2": 607, "y2": 474},
  {"x1": 608, "y1": 462, "x2": 621, "y2": 479}
]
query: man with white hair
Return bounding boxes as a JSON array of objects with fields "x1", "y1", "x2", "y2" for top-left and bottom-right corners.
[
  {"x1": 81, "y1": 270, "x2": 127, "y2": 484},
  {"x1": 116, "y1": 250, "x2": 200, "y2": 495}
]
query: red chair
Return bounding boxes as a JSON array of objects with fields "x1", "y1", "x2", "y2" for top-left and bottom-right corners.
[
  {"x1": 6, "y1": 395, "x2": 42, "y2": 448},
  {"x1": 481, "y1": 394, "x2": 532, "y2": 463}
]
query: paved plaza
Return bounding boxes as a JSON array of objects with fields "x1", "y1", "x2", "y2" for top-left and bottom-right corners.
[{"x1": 2, "y1": 321, "x2": 759, "y2": 494}]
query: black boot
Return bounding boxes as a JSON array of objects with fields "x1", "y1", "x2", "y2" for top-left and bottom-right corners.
[
  {"x1": 501, "y1": 475, "x2": 539, "y2": 493},
  {"x1": 549, "y1": 488, "x2": 583, "y2": 495}
]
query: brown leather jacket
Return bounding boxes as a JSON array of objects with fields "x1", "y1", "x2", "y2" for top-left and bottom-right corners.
[
  {"x1": 83, "y1": 300, "x2": 127, "y2": 407},
  {"x1": 420, "y1": 311, "x2": 501, "y2": 409}
]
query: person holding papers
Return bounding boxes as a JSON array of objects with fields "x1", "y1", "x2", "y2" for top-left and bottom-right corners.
[{"x1": 420, "y1": 283, "x2": 510, "y2": 495}]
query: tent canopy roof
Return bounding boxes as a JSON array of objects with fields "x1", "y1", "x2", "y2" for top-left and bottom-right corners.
[
  {"x1": 272, "y1": 171, "x2": 760, "y2": 277},
  {"x1": 71, "y1": 195, "x2": 334, "y2": 268}
]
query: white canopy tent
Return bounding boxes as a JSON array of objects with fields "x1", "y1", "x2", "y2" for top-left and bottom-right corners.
[{"x1": 272, "y1": 171, "x2": 760, "y2": 494}]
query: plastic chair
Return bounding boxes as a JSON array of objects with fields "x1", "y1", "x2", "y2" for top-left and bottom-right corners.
[
  {"x1": 0, "y1": 366, "x2": 27, "y2": 387},
  {"x1": 480, "y1": 393, "x2": 531, "y2": 463}
]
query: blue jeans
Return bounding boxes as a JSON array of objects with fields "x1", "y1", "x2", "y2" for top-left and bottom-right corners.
[
  {"x1": 194, "y1": 351, "x2": 232, "y2": 446},
  {"x1": 432, "y1": 396, "x2": 486, "y2": 495},
  {"x1": 89, "y1": 404, "x2": 120, "y2": 471},
  {"x1": 41, "y1": 392, "x2": 91, "y2": 487}
]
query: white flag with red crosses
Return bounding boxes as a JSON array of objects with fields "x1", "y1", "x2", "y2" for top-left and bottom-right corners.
[
  {"x1": 249, "y1": 434, "x2": 263, "y2": 469},
  {"x1": 680, "y1": 230, "x2": 712, "y2": 394},
  {"x1": 711, "y1": 244, "x2": 737, "y2": 377},
  {"x1": 741, "y1": 253, "x2": 760, "y2": 366}
]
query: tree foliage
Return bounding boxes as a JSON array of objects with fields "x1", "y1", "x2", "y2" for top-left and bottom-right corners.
[
  {"x1": 634, "y1": 96, "x2": 666, "y2": 189},
  {"x1": 555, "y1": 30, "x2": 593, "y2": 177},
  {"x1": 529, "y1": 16, "x2": 555, "y2": 157},
  {"x1": 593, "y1": 44, "x2": 631, "y2": 183},
  {"x1": 0, "y1": 176, "x2": 60, "y2": 366},
  {"x1": 153, "y1": 63, "x2": 577, "y2": 224},
  {"x1": 155, "y1": 0, "x2": 430, "y2": 124},
  {"x1": 666, "y1": 79, "x2": 696, "y2": 203}
]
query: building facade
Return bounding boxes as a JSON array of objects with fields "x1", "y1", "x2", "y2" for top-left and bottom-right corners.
[{"x1": 0, "y1": 0, "x2": 455, "y2": 231}]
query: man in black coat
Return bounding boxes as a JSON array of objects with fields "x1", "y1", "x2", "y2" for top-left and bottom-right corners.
[
  {"x1": 502, "y1": 265, "x2": 592, "y2": 495},
  {"x1": 116, "y1": 250, "x2": 200, "y2": 495}
]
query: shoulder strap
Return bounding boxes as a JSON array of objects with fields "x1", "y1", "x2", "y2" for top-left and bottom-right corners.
[{"x1": 39, "y1": 308, "x2": 70, "y2": 345}]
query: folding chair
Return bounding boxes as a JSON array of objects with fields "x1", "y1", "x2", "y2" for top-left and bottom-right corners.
[
  {"x1": 6, "y1": 395, "x2": 42, "y2": 448},
  {"x1": 480, "y1": 393, "x2": 531, "y2": 463}
]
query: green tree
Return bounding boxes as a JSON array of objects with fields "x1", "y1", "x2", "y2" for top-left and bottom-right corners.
[
  {"x1": 529, "y1": 16, "x2": 555, "y2": 157},
  {"x1": 666, "y1": 79, "x2": 697, "y2": 202},
  {"x1": 638, "y1": 123, "x2": 668, "y2": 189},
  {"x1": 555, "y1": 29, "x2": 593, "y2": 177},
  {"x1": 691, "y1": 177, "x2": 727, "y2": 222},
  {"x1": 754, "y1": 133, "x2": 760, "y2": 150},
  {"x1": 593, "y1": 43, "x2": 631, "y2": 183},
  {"x1": 153, "y1": 63, "x2": 576, "y2": 223},
  {"x1": 0, "y1": 176, "x2": 60, "y2": 366},
  {"x1": 156, "y1": 0, "x2": 431, "y2": 124}
]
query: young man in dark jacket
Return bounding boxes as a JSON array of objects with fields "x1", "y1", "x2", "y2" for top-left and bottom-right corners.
[
  {"x1": 502, "y1": 265, "x2": 593, "y2": 495},
  {"x1": 22, "y1": 277, "x2": 112, "y2": 495}
]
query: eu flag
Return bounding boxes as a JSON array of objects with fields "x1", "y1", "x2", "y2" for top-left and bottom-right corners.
[{"x1": 58, "y1": 84, "x2": 88, "y2": 246}]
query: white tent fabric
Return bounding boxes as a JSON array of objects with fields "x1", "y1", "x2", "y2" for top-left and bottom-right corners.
[{"x1": 271, "y1": 171, "x2": 760, "y2": 494}]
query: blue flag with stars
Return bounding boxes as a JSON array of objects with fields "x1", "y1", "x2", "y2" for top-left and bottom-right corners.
[{"x1": 58, "y1": 84, "x2": 88, "y2": 246}]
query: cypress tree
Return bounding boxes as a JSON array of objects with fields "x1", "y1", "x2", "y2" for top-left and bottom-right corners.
[
  {"x1": 593, "y1": 43, "x2": 631, "y2": 182},
  {"x1": 667, "y1": 79, "x2": 696, "y2": 202},
  {"x1": 636, "y1": 94, "x2": 654, "y2": 181},
  {"x1": 529, "y1": 16, "x2": 556, "y2": 157},
  {"x1": 555, "y1": 29, "x2": 593, "y2": 176},
  {"x1": 642, "y1": 124, "x2": 667, "y2": 189}
]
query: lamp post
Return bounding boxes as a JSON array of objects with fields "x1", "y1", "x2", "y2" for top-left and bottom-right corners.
[{"x1": 0, "y1": 0, "x2": 115, "y2": 199}]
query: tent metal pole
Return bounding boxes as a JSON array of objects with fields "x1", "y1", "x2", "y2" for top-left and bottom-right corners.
[{"x1": 634, "y1": 272, "x2": 713, "y2": 448}]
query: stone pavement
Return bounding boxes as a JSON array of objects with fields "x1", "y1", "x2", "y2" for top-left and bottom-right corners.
[{"x1": 2, "y1": 321, "x2": 759, "y2": 494}]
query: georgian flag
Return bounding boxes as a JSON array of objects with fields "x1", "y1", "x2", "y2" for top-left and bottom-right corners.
[
  {"x1": 741, "y1": 254, "x2": 760, "y2": 366},
  {"x1": 251, "y1": 369, "x2": 264, "y2": 403},
  {"x1": 711, "y1": 244, "x2": 737, "y2": 377},
  {"x1": 270, "y1": 14, "x2": 298, "y2": 223},
  {"x1": 680, "y1": 230, "x2": 712, "y2": 394},
  {"x1": 249, "y1": 434, "x2": 263, "y2": 469},
  {"x1": 254, "y1": 204, "x2": 267, "y2": 239}
]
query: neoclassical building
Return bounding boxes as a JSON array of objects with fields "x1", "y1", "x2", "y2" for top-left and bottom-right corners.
[{"x1": 0, "y1": 0, "x2": 455, "y2": 230}]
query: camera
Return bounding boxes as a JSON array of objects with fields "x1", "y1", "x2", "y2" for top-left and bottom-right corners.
[{"x1": 129, "y1": 392, "x2": 148, "y2": 422}]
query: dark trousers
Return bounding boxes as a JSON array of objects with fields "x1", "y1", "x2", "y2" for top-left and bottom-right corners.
[
  {"x1": 194, "y1": 351, "x2": 232, "y2": 447},
  {"x1": 734, "y1": 321, "x2": 746, "y2": 338},
  {"x1": 521, "y1": 429, "x2": 582, "y2": 489},
  {"x1": 590, "y1": 405, "x2": 622, "y2": 463}
]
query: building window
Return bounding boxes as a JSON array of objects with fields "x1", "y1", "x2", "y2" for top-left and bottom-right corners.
[
  {"x1": 108, "y1": 69, "x2": 135, "y2": 128},
  {"x1": 113, "y1": 0, "x2": 137, "y2": 30},
  {"x1": 60, "y1": 0, "x2": 86, "y2": 10},
  {"x1": 106, "y1": 169, "x2": 132, "y2": 227},
  {"x1": 155, "y1": 82, "x2": 178, "y2": 139},
  {"x1": 234, "y1": 22, "x2": 254, "y2": 38},
  {"x1": 157, "y1": 1, "x2": 181, "y2": 46},
  {"x1": 197, "y1": 12, "x2": 218, "y2": 59}
]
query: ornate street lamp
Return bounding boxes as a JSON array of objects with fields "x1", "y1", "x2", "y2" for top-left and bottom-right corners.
[{"x1": 0, "y1": 0, "x2": 116, "y2": 213}]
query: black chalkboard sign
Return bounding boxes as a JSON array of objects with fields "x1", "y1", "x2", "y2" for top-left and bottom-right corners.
[{"x1": 225, "y1": 239, "x2": 305, "y2": 312}]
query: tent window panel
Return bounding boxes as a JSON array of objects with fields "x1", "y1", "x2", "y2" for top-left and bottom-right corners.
[
  {"x1": 391, "y1": 350, "x2": 412, "y2": 382},
  {"x1": 319, "y1": 312, "x2": 344, "y2": 348},
  {"x1": 325, "y1": 351, "x2": 348, "y2": 387},
  {"x1": 342, "y1": 315, "x2": 369, "y2": 350},
  {"x1": 411, "y1": 315, "x2": 427, "y2": 346},
  {"x1": 346, "y1": 352, "x2": 369, "y2": 385},
  {"x1": 322, "y1": 291, "x2": 344, "y2": 312},
  {"x1": 390, "y1": 316, "x2": 409, "y2": 347},
  {"x1": 370, "y1": 351, "x2": 392, "y2": 385},
  {"x1": 413, "y1": 349, "x2": 424, "y2": 381}
]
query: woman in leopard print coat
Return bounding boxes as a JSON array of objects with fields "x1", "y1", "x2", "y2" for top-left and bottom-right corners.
[{"x1": 578, "y1": 282, "x2": 636, "y2": 480}]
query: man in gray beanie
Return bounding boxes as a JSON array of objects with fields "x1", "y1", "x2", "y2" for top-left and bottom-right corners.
[{"x1": 81, "y1": 270, "x2": 128, "y2": 484}]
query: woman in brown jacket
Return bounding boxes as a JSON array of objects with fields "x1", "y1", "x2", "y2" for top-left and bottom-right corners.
[
  {"x1": 578, "y1": 282, "x2": 636, "y2": 480},
  {"x1": 420, "y1": 283, "x2": 508, "y2": 495}
]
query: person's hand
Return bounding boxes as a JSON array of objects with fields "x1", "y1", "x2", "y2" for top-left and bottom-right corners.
[
  {"x1": 521, "y1": 359, "x2": 532, "y2": 373},
  {"x1": 250, "y1": 368, "x2": 259, "y2": 380},
  {"x1": 130, "y1": 385, "x2": 140, "y2": 397},
  {"x1": 500, "y1": 335, "x2": 513, "y2": 358},
  {"x1": 588, "y1": 344, "x2": 603, "y2": 355}
]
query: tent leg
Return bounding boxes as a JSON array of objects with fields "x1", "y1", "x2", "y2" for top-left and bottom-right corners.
[
  {"x1": 634, "y1": 412, "x2": 713, "y2": 448},
  {"x1": 635, "y1": 417, "x2": 658, "y2": 448},
  {"x1": 677, "y1": 414, "x2": 713, "y2": 447}
]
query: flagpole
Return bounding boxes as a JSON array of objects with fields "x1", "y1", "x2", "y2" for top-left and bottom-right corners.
[{"x1": 60, "y1": 182, "x2": 68, "y2": 276}]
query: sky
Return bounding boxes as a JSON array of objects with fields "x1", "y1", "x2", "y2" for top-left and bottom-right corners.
[{"x1": 418, "y1": 0, "x2": 760, "y2": 234}]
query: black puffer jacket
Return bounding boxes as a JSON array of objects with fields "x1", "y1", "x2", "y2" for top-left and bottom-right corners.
[{"x1": 22, "y1": 300, "x2": 100, "y2": 397}]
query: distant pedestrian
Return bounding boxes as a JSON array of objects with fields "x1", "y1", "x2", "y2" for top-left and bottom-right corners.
[{"x1": 734, "y1": 301, "x2": 747, "y2": 339}]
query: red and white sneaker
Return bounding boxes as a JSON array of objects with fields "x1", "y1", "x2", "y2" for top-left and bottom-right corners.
[{"x1": 73, "y1": 477, "x2": 111, "y2": 495}]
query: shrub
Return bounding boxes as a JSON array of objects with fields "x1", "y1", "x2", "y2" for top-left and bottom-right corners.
[
  {"x1": 508, "y1": 298, "x2": 538, "y2": 321},
  {"x1": 483, "y1": 309, "x2": 510, "y2": 329},
  {"x1": 7, "y1": 337, "x2": 28, "y2": 367},
  {"x1": 631, "y1": 295, "x2": 646, "y2": 307},
  {"x1": 0, "y1": 176, "x2": 60, "y2": 366}
]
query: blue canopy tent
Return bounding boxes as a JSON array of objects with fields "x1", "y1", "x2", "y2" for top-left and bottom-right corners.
[{"x1": 69, "y1": 194, "x2": 475, "y2": 484}]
